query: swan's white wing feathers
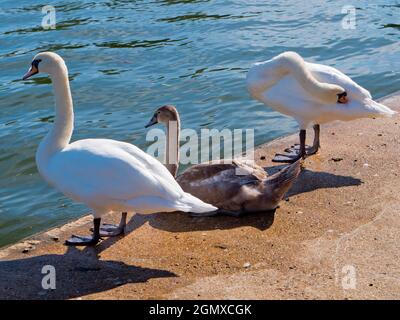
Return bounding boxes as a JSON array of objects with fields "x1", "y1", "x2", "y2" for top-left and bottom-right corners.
[
  {"x1": 247, "y1": 52, "x2": 394, "y2": 126},
  {"x1": 47, "y1": 139, "x2": 183, "y2": 205},
  {"x1": 307, "y1": 62, "x2": 372, "y2": 99}
]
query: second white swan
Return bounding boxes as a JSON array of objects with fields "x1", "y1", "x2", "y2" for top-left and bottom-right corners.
[{"x1": 246, "y1": 51, "x2": 396, "y2": 163}]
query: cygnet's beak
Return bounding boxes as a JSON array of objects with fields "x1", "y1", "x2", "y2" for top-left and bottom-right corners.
[{"x1": 145, "y1": 114, "x2": 158, "y2": 128}]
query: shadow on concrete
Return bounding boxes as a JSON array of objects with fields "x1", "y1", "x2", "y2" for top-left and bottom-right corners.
[
  {"x1": 264, "y1": 164, "x2": 362, "y2": 196},
  {"x1": 286, "y1": 169, "x2": 363, "y2": 197},
  {"x1": 139, "y1": 165, "x2": 362, "y2": 233},
  {"x1": 0, "y1": 240, "x2": 176, "y2": 300},
  {"x1": 122, "y1": 165, "x2": 361, "y2": 234},
  {"x1": 0, "y1": 164, "x2": 362, "y2": 299},
  {"x1": 132, "y1": 209, "x2": 275, "y2": 234}
]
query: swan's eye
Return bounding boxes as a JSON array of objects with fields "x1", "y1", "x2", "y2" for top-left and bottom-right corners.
[{"x1": 337, "y1": 92, "x2": 348, "y2": 104}]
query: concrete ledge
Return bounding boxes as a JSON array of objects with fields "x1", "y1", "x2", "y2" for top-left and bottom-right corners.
[{"x1": 0, "y1": 92, "x2": 399, "y2": 299}]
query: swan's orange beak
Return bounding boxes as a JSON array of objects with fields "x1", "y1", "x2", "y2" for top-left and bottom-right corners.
[{"x1": 22, "y1": 65, "x2": 38, "y2": 80}]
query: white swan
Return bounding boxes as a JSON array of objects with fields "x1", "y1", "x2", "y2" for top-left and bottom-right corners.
[
  {"x1": 246, "y1": 51, "x2": 396, "y2": 162},
  {"x1": 22, "y1": 52, "x2": 217, "y2": 246},
  {"x1": 145, "y1": 105, "x2": 302, "y2": 217}
]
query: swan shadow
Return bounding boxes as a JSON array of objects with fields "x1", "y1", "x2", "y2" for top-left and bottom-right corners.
[
  {"x1": 0, "y1": 235, "x2": 176, "y2": 300},
  {"x1": 286, "y1": 169, "x2": 363, "y2": 197},
  {"x1": 263, "y1": 165, "x2": 362, "y2": 196},
  {"x1": 133, "y1": 209, "x2": 275, "y2": 234}
]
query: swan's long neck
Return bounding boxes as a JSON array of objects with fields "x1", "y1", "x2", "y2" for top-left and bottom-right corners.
[
  {"x1": 165, "y1": 113, "x2": 180, "y2": 178},
  {"x1": 249, "y1": 52, "x2": 343, "y2": 104},
  {"x1": 37, "y1": 65, "x2": 74, "y2": 165}
]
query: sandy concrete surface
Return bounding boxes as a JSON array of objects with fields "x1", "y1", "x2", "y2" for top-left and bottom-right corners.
[{"x1": 0, "y1": 92, "x2": 399, "y2": 300}]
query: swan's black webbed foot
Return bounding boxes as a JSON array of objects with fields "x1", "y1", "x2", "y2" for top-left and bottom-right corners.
[
  {"x1": 284, "y1": 143, "x2": 319, "y2": 156},
  {"x1": 65, "y1": 218, "x2": 101, "y2": 246},
  {"x1": 65, "y1": 234, "x2": 101, "y2": 246},
  {"x1": 272, "y1": 151, "x2": 303, "y2": 163},
  {"x1": 273, "y1": 129, "x2": 310, "y2": 163},
  {"x1": 96, "y1": 224, "x2": 125, "y2": 237},
  {"x1": 90, "y1": 212, "x2": 127, "y2": 237}
]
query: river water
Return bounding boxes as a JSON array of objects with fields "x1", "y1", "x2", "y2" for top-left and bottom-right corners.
[{"x1": 0, "y1": 0, "x2": 399, "y2": 247}]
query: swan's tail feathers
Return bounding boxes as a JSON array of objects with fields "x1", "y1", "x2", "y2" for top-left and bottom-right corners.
[
  {"x1": 264, "y1": 158, "x2": 302, "y2": 202},
  {"x1": 275, "y1": 51, "x2": 345, "y2": 104},
  {"x1": 177, "y1": 192, "x2": 218, "y2": 213},
  {"x1": 125, "y1": 195, "x2": 217, "y2": 214},
  {"x1": 367, "y1": 99, "x2": 397, "y2": 118}
]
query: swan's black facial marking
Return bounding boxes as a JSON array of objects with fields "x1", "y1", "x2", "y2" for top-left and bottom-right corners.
[
  {"x1": 31, "y1": 59, "x2": 42, "y2": 71},
  {"x1": 337, "y1": 91, "x2": 348, "y2": 104}
]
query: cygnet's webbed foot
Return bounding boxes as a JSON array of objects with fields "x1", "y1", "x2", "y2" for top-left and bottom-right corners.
[
  {"x1": 65, "y1": 234, "x2": 101, "y2": 246},
  {"x1": 284, "y1": 144, "x2": 319, "y2": 156},
  {"x1": 91, "y1": 223, "x2": 125, "y2": 237},
  {"x1": 190, "y1": 209, "x2": 244, "y2": 218}
]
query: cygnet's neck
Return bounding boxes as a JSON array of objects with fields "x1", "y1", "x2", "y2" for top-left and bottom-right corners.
[{"x1": 165, "y1": 112, "x2": 180, "y2": 178}]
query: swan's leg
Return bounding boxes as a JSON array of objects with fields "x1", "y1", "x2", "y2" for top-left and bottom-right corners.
[
  {"x1": 273, "y1": 129, "x2": 306, "y2": 163},
  {"x1": 92, "y1": 212, "x2": 127, "y2": 237},
  {"x1": 283, "y1": 124, "x2": 320, "y2": 155},
  {"x1": 65, "y1": 218, "x2": 101, "y2": 246},
  {"x1": 307, "y1": 124, "x2": 320, "y2": 155}
]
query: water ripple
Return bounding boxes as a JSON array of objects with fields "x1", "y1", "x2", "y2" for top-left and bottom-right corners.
[
  {"x1": 0, "y1": 0, "x2": 399, "y2": 248},
  {"x1": 4, "y1": 18, "x2": 95, "y2": 35},
  {"x1": 94, "y1": 38, "x2": 185, "y2": 49}
]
